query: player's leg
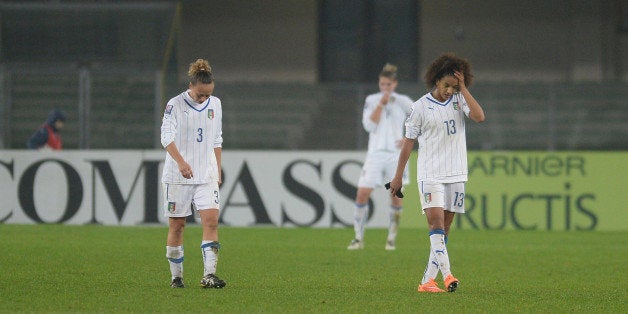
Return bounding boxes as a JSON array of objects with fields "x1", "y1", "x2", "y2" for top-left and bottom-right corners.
[
  {"x1": 385, "y1": 154, "x2": 406, "y2": 250},
  {"x1": 198, "y1": 208, "x2": 225, "y2": 288},
  {"x1": 166, "y1": 217, "x2": 186, "y2": 287},
  {"x1": 348, "y1": 187, "x2": 372, "y2": 250},
  {"x1": 417, "y1": 182, "x2": 448, "y2": 292},
  {"x1": 385, "y1": 196, "x2": 402, "y2": 250},
  {"x1": 195, "y1": 182, "x2": 226, "y2": 288},
  {"x1": 200, "y1": 208, "x2": 219, "y2": 275},
  {"x1": 163, "y1": 183, "x2": 193, "y2": 288},
  {"x1": 419, "y1": 250, "x2": 442, "y2": 292},
  {"x1": 349, "y1": 154, "x2": 388, "y2": 250},
  {"x1": 418, "y1": 220, "x2": 453, "y2": 290},
  {"x1": 418, "y1": 207, "x2": 450, "y2": 293},
  {"x1": 444, "y1": 211, "x2": 455, "y2": 241},
  {"x1": 440, "y1": 182, "x2": 465, "y2": 292}
]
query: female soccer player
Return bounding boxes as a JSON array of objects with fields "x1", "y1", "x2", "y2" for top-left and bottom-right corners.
[
  {"x1": 347, "y1": 63, "x2": 413, "y2": 251},
  {"x1": 388, "y1": 53, "x2": 486, "y2": 292},
  {"x1": 161, "y1": 59, "x2": 226, "y2": 288}
]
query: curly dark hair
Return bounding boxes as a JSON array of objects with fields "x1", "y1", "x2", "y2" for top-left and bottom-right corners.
[{"x1": 424, "y1": 53, "x2": 473, "y2": 89}]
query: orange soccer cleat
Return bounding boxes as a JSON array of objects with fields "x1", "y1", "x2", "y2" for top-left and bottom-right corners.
[
  {"x1": 444, "y1": 274, "x2": 459, "y2": 292},
  {"x1": 418, "y1": 278, "x2": 445, "y2": 293}
]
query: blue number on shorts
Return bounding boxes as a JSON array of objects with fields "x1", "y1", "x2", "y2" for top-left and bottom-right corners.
[
  {"x1": 444, "y1": 120, "x2": 456, "y2": 135},
  {"x1": 454, "y1": 192, "x2": 464, "y2": 207},
  {"x1": 214, "y1": 190, "x2": 219, "y2": 204},
  {"x1": 197, "y1": 128, "x2": 203, "y2": 142}
]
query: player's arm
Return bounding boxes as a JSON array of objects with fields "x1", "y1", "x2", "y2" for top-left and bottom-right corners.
[
  {"x1": 362, "y1": 94, "x2": 389, "y2": 132},
  {"x1": 160, "y1": 103, "x2": 192, "y2": 179},
  {"x1": 389, "y1": 137, "x2": 414, "y2": 196},
  {"x1": 165, "y1": 142, "x2": 193, "y2": 179},
  {"x1": 213, "y1": 101, "x2": 224, "y2": 185},
  {"x1": 214, "y1": 147, "x2": 222, "y2": 185},
  {"x1": 454, "y1": 71, "x2": 485, "y2": 123},
  {"x1": 368, "y1": 92, "x2": 390, "y2": 124}
]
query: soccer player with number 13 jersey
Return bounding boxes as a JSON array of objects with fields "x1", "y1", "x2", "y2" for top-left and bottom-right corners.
[{"x1": 388, "y1": 53, "x2": 486, "y2": 293}]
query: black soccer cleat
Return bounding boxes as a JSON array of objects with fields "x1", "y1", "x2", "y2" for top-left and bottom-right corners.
[
  {"x1": 200, "y1": 273, "x2": 226, "y2": 289},
  {"x1": 170, "y1": 277, "x2": 185, "y2": 288}
]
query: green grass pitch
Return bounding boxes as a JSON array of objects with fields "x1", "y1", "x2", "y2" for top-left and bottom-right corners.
[{"x1": 1, "y1": 224, "x2": 625, "y2": 313}]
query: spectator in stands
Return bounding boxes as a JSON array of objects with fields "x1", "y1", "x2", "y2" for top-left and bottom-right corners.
[
  {"x1": 161, "y1": 58, "x2": 226, "y2": 289},
  {"x1": 388, "y1": 52, "x2": 486, "y2": 293},
  {"x1": 26, "y1": 109, "x2": 66, "y2": 150},
  {"x1": 347, "y1": 63, "x2": 414, "y2": 251}
]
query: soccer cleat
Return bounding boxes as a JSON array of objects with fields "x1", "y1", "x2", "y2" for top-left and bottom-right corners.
[
  {"x1": 200, "y1": 273, "x2": 226, "y2": 289},
  {"x1": 347, "y1": 239, "x2": 364, "y2": 250},
  {"x1": 170, "y1": 277, "x2": 185, "y2": 288},
  {"x1": 444, "y1": 274, "x2": 459, "y2": 292},
  {"x1": 418, "y1": 278, "x2": 445, "y2": 293},
  {"x1": 385, "y1": 240, "x2": 396, "y2": 251}
]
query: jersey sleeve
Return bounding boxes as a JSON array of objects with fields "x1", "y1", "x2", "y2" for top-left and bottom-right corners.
[
  {"x1": 160, "y1": 99, "x2": 178, "y2": 148},
  {"x1": 362, "y1": 95, "x2": 378, "y2": 133},
  {"x1": 459, "y1": 93, "x2": 471, "y2": 117},
  {"x1": 404, "y1": 101, "x2": 422, "y2": 139},
  {"x1": 213, "y1": 98, "x2": 223, "y2": 148}
]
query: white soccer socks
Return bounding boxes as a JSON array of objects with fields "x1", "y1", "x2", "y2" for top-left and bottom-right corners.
[
  {"x1": 166, "y1": 245, "x2": 184, "y2": 279},
  {"x1": 353, "y1": 203, "x2": 369, "y2": 241},
  {"x1": 386, "y1": 206, "x2": 402, "y2": 242},
  {"x1": 421, "y1": 234, "x2": 448, "y2": 284},
  {"x1": 421, "y1": 250, "x2": 439, "y2": 284},
  {"x1": 201, "y1": 241, "x2": 220, "y2": 275},
  {"x1": 428, "y1": 229, "x2": 452, "y2": 278},
  {"x1": 166, "y1": 242, "x2": 220, "y2": 280}
]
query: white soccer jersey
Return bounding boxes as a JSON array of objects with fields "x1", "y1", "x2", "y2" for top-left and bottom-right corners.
[
  {"x1": 362, "y1": 92, "x2": 414, "y2": 153},
  {"x1": 161, "y1": 90, "x2": 223, "y2": 184},
  {"x1": 405, "y1": 92, "x2": 470, "y2": 183}
]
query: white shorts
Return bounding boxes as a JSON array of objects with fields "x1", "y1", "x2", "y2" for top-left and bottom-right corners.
[
  {"x1": 419, "y1": 181, "x2": 466, "y2": 213},
  {"x1": 163, "y1": 182, "x2": 220, "y2": 217},
  {"x1": 358, "y1": 151, "x2": 409, "y2": 188}
]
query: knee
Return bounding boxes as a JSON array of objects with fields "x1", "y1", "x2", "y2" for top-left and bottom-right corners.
[
  {"x1": 201, "y1": 212, "x2": 219, "y2": 230},
  {"x1": 355, "y1": 188, "x2": 371, "y2": 204},
  {"x1": 169, "y1": 218, "x2": 186, "y2": 234}
]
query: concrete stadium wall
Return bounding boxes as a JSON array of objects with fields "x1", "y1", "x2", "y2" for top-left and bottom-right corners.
[
  {"x1": 179, "y1": 0, "x2": 627, "y2": 83},
  {"x1": 179, "y1": 0, "x2": 318, "y2": 83}
]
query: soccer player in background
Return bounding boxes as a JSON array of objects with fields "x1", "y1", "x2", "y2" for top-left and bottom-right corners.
[
  {"x1": 388, "y1": 53, "x2": 486, "y2": 292},
  {"x1": 161, "y1": 59, "x2": 226, "y2": 289},
  {"x1": 26, "y1": 108, "x2": 66, "y2": 150},
  {"x1": 347, "y1": 63, "x2": 413, "y2": 251}
]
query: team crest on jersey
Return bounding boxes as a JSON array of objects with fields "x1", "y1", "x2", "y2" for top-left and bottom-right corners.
[
  {"x1": 168, "y1": 202, "x2": 176, "y2": 213},
  {"x1": 208, "y1": 109, "x2": 214, "y2": 119},
  {"x1": 423, "y1": 193, "x2": 432, "y2": 204},
  {"x1": 453, "y1": 101, "x2": 460, "y2": 111},
  {"x1": 165, "y1": 104, "x2": 173, "y2": 114}
]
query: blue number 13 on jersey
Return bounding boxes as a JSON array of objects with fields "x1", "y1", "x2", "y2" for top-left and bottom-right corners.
[{"x1": 444, "y1": 120, "x2": 456, "y2": 135}]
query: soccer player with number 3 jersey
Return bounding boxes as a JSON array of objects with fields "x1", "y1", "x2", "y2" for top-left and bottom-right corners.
[
  {"x1": 389, "y1": 53, "x2": 486, "y2": 293},
  {"x1": 161, "y1": 59, "x2": 226, "y2": 289}
]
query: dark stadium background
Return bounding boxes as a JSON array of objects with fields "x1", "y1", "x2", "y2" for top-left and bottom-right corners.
[{"x1": 1, "y1": 0, "x2": 626, "y2": 150}]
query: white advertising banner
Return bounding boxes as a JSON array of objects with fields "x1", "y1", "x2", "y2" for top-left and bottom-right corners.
[{"x1": 0, "y1": 150, "x2": 393, "y2": 227}]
